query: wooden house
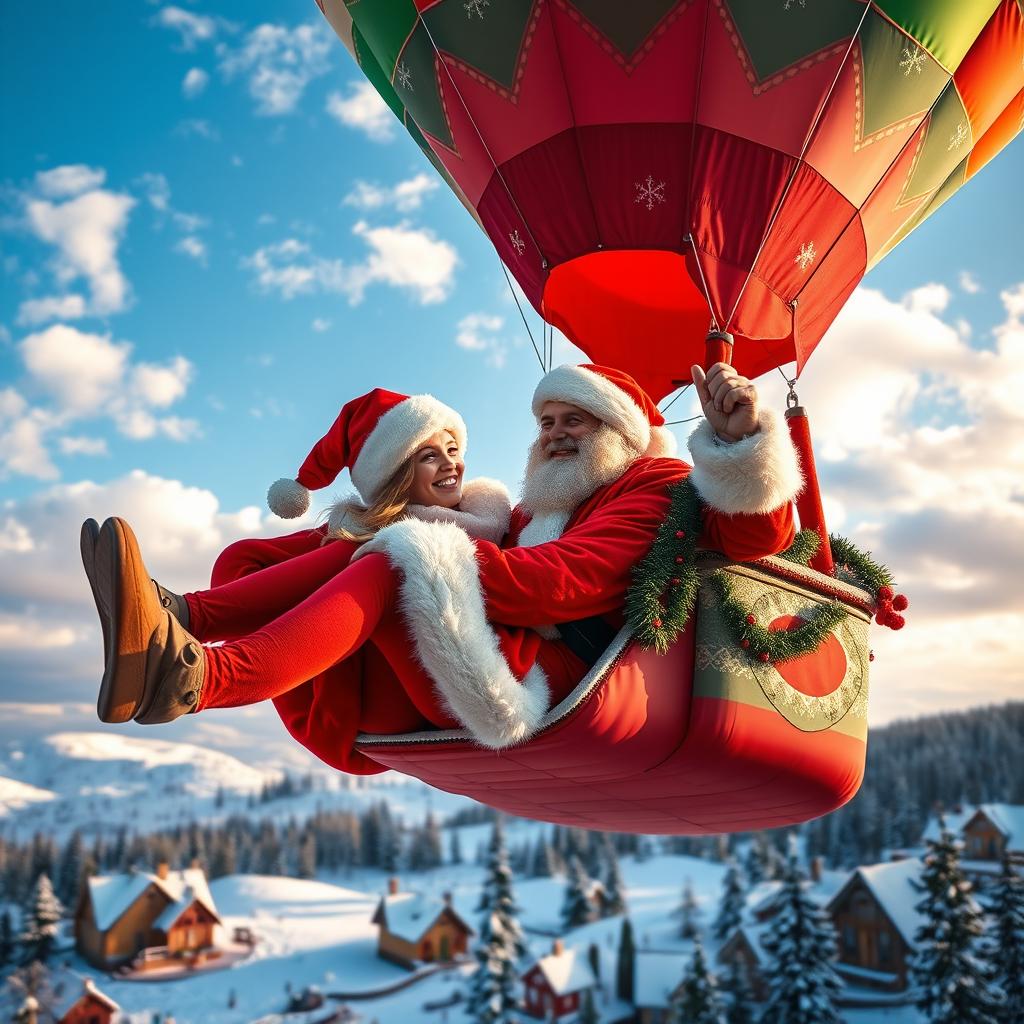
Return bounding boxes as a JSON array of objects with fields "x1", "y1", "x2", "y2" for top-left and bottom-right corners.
[
  {"x1": 960, "y1": 804, "x2": 1024, "y2": 882},
  {"x1": 371, "y1": 877, "x2": 473, "y2": 969},
  {"x1": 825, "y1": 857, "x2": 924, "y2": 994},
  {"x1": 521, "y1": 938, "x2": 597, "y2": 1020},
  {"x1": 75, "y1": 861, "x2": 221, "y2": 970},
  {"x1": 54, "y1": 978, "x2": 120, "y2": 1024},
  {"x1": 631, "y1": 949, "x2": 689, "y2": 1024}
]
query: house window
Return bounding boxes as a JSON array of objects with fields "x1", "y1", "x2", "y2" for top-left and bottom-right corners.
[
  {"x1": 878, "y1": 930, "x2": 892, "y2": 966},
  {"x1": 842, "y1": 925, "x2": 857, "y2": 955}
]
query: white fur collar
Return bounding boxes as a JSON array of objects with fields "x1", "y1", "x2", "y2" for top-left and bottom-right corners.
[{"x1": 516, "y1": 510, "x2": 571, "y2": 549}]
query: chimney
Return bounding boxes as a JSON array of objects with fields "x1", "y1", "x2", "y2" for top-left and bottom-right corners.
[
  {"x1": 551, "y1": 938, "x2": 565, "y2": 957},
  {"x1": 387, "y1": 876, "x2": 399, "y2": 896},
  {"x1": 157, "y1": 862, "x2": 170, "y2": 880},
  {"x1": 442, "y1": 891, "x2": 452, "y2": 906},
  {"x1": 809, "y1": 856, "x2": 824, "y2": 883}
]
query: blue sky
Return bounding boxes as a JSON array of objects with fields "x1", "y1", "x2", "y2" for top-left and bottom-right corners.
[{"x1": 1, "y1": 2, "x2": 1022, "y2": 763}]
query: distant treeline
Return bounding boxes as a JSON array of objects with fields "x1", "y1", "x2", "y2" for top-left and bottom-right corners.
[{"x1": 0, "y1": 702, "x2": 1020, "y2": 911}]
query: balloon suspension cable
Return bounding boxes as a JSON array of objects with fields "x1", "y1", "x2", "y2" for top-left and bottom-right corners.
[
  {"x1": 684, "y1": 234, "x2": 720, "y2": 332},
  {"x1": 722, "y1": 1, "x2": 871, "y2": 335},
  {"x1": 664, "y1": 414, "x2": 703, "y2": 426},
  {"x1": 419, "y1": 17, "x2": 548, "y2": 270},
  {"x1": 499, "y1": 257, "x2": 545, "y2": 373},
  {"x1": 660, "y1": 382, "x2": 692, "y2": 416}
]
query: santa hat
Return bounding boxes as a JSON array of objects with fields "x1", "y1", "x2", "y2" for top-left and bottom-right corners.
[
  {"x1": 531, "y1": 364, "x2": 677, "y2": 458},
  {"x1": 267, "y1": 388, "x2": 467, "y2": 518}
]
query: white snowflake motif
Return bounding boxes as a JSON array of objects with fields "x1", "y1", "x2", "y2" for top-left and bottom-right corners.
[
  {"x1": 509, "y1": 230, "x2": 526, "y2": 256},
  {"x1": 634, "y1": 175, "x2": 666, "y2": 212},
  {"x1": 396, "y1": 62, "x2": 413, "y2": 91},
  {"x1": 783, "y1": 0, "x2": 806, "y2": 10},
  {"x1": 947, "y1": 121, "x2": 969, "y2": 151},
  {"x1": 464, "y1": 0, "x2": 490, "y2": 18},
  {"x1": 899, "y1": 45, "x2": 927, "y2": 76},
  {"x1": 795, "y1": 242, "x2": 816, "y2": 271}
]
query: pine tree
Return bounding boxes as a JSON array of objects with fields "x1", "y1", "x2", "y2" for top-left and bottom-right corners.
[
  {"x1": 0, "y1": 909, "x2": 13, "y2": 966},
  {"x1": 560, "y1": 856, "x2": 593, "y2": 931},
  {"x1": 677, "y1": 878, "x2": 700, "y2": 940},
  {"x1": 577, "y1": 987, "x2": 600, "y2": 1024},
  {"x1": 912, "y1": 822, "x2": 1001, "y2": 1024},
  {"x1": 55, "y1": 832, "x2": 83, "y2": 909},
  {"x1": 18, "y1": 873, "x2": 63, "y2": 964},
  {"x1": 985, "y1": 851, "x2": 1024, "y2": 1024},
  {"x1": 449, "y1": 828, "x2": 463, "y2": 865},
  {"x1": 759, "y1": 846, "x2": 842, "y2": 1024},
  {"x1": 530, "y1": 837, "x2": 555, "y2": 878},
  {"x1": 720, "y1": 958, "x2": 756, "y2": 1024},
  {"x1": 466, "y1": 820, "x2": 526, "y2": 1024},
  {"x1": 602, "y1": 851, "x2": 627, "y2": 917},
  {"x1": 615, "y1": 918, "x2": 635, "y2": 1003},
  {"x1": 668, "y1": 937, "x2": 725, "y2": 1024},
  {"x1": 713, "y1": 861, "x2": 745, "y2": 941},
  {"x1": 743, "y1": 835, "x2": 767, "y2": 886},
  {"x1": 297, "y1": 832, "x2": 316, "y2": 879}
]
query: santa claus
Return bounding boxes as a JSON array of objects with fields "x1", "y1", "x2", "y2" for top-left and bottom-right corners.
[{"x1": 81, "y1": 361, "x2": 803, "y2": 773}]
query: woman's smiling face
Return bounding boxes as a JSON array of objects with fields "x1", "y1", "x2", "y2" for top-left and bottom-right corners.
[{"x1": 408, "y1": 429, "x2": 464, "y2": 508}]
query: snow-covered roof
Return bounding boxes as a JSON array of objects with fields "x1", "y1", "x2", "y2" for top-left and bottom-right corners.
[
  {"x1": 375, "y1": 891, "x2": 468, "y2": 944},
  {"x1": 829, "y1": 858, "x2": 925, "y2": 949},
  {"x1": 921, "y1": 806, "x2": 976, "y2": 844},
  {"x1": 970, "y1": 804, "x2": 1024, "y2": 847},
  {"x1": 87, "y1": 867, "x2": 218, "y2": 933},
  {"x1": 633, "y1": 949, "x2": 688, "y2": 1008},
  {"x1": 54, "y1": 978, "x2": 119, "y2": 1019},
  {"x1": 527, "y1": 946, "x2": 596, "y2": 996}
]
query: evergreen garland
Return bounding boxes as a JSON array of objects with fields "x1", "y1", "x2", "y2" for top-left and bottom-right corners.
[
  {"x1": 777, "y1": 529, "x2": 821, "y2": 567},
  {"x1": 626, "y1": 479, "x2": 702, "y2": 654},
  {"x1": 829, "y1": 533, "x2": 893, "y2": 594}
]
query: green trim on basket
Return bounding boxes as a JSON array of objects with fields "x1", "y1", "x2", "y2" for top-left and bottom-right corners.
[{"x1": 777, "y1": 528, "x2": 821, "y2": 567}]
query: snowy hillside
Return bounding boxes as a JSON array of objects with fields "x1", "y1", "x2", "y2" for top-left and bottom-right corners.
[{"x1": 0, "y1": 731, "x2": 477, "y2": 840}]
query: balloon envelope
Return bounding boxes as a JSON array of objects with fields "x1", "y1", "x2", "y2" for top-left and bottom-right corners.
[{"x1": 319, "y1": 0, "x2": 1023, "y2": 400}]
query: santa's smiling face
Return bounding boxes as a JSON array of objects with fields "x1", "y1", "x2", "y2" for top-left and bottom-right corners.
[{"x1": 520, "y1": 401, "x2": 640, "y2": 515}]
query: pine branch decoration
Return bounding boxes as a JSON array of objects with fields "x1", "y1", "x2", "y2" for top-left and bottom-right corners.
[{"x1": 777, "y1": 529, "x2": 821, "y2": 567}]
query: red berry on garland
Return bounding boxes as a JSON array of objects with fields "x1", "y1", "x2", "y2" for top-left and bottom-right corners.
[
  {"x1": 745, "y1": 614, "x2": 756, "y2": 625},
  {"x1": 892, "y1": 594, "x2": 909, "y2": 611},
  {"x1": 652, "y1": 618, "x2": 662, "y2": 629},
  {"x1": 741, "y1": 639, "x2": 750, "y2": 649},
  {"x1": 876, "y1": 609, "x2": 892, "y2": 626},
  {"x1": 869, "y1": 650, "x2": 875, "y2": 662},
  {"x1": 877, "y1": 585, "x2": 894, "y2": 601},
  {"x1": 675, "y1": 530, "x2": 686, "y2": 539},
  {"x1": 888, "y1": 613, "x2": 905, "y2": 630},
  {"x1": 758, "y1": 652, "x2": 770, "y2": 663},
  {"x1": 671, "y1": 578, "x2": 681, "y2": 586},
  {"x1": 675, "y1": 556, "x2": 684, "y2": 565}
]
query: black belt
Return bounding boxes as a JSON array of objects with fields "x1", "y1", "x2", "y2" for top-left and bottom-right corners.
[{"x1": 555, "y1": 615, "x2": 618, "y2": 668}]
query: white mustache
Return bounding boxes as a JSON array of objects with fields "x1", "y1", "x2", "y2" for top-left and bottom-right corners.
[{"x1": 546, "y1": 441, "x2": 578, "y2": 453}]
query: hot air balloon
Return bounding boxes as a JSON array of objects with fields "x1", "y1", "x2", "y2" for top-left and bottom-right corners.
[{"x1": 312, "y1": 0, "x2": 1023, "y2": 834}]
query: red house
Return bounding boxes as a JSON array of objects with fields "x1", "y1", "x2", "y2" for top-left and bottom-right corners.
[
  {"x1": 521, "y1": 939, "x2": 596, "y2": 1020},
  {"x1": 54, "y1": 978, "x2": 120, "y2": 1024}
]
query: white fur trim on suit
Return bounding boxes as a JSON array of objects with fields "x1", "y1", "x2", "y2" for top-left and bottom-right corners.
[
  {"x1": 405, "y1": 477, "x2": 512, "y2": 544},
  {"x1": 350, "y1": 394, "x2": 467, "y2": 503},
  {"x1": 357, "y1": 519, "x2": 550, "y2": 749},
  {"x1": 644, "y1": 425, "x2": 677, "y2": 458},
  {"x1": 687, "y1": 407, "x2": 804, "y2": 515},
  {"x1": 268, "y1": 477, "x2": 311, "y2": 519},
  {"x1": 533, "y1": 365, "x2": 650, "y2": 452},
  {"x1": 517, "y1": 510, "x2": 571, "y2": 549}
]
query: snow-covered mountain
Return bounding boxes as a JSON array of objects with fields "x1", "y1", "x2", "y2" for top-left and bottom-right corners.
[{"x1": 0, "y1": 731, "x2": 474, "y2": 840}]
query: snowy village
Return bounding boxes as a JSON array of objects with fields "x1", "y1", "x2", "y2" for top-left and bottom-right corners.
[{"x1": 1, "y1": 703, "x2": 1022, "y2": 1024}]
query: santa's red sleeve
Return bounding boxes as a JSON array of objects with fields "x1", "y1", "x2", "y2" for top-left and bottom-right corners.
[{"x1": 475, "y1": 408, "x2": 801, "y2": 627}]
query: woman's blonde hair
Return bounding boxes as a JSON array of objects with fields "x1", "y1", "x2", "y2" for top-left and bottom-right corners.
[{"x1": 328, "y1": 455, "x2": 418, "y2": 542}]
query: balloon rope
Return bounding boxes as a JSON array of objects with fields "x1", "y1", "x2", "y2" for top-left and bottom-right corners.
[
  {"x1": 723, "y1": 1, "x2": 873, "y2": 335},
  {"x1": 687, "y1": 234, "x2": 720, "y2": 331},
  {"x1": 660, "y1": 382, "x2": 692, "y2": 415},
  {"x1": 793, "y1": 51, "x2": 960, "y2": 307},
  {"x1": 499, "y1": 257, "x2": 546, "y2": 373},
  {"x1": 419, "y1": 17, "x2": 548, "y2": 269}
]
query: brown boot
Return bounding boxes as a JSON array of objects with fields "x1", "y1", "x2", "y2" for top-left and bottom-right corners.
[
  {"x1": 93, "y1": 517, "x2": 205, "y2": 724},
  {"x1": 81, "y1": 518, "x2": 108, "y2": 665},
  {"x1": 153, "y1": 580, "x2": 190, "y2": 629}
]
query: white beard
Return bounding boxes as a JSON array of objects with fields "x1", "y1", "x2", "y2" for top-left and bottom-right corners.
[{"x1": 516, "y1": 424, "x2": 639, "y2": 548}]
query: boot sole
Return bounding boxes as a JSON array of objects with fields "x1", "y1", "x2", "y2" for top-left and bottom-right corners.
[
  {"x1": 80, "y1": 519, "x2": 109, "y2": 667},
  {"x1": 95, "y1": 518, "x2": 161, "y2": 723}
]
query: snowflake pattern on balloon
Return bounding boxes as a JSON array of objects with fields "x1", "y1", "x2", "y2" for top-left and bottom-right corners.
[
  {"x1": 464, "y1": 0, "x2": 490, "y2": 17},
  {"x1": 634, "y1": 175, "x2": 666, "y2": 212},
  {"x1": 509, "y1": 230, "x2": 526, "y2": 256},
  {"x1": 947, "y1": 122, "x2": 969, "y2": 151},
  {"x1": 783, "y1": 0, "x2": 806, "y2": 10},
  {"x1": 899, "y1": 45, "x2": 927, "y2": 76},
  {"x1": 396, "y1": 62, "x2": 413, "y2": 91},
  {"x1": 795, "y1": 242, "x2": 817, "y2": 271}
]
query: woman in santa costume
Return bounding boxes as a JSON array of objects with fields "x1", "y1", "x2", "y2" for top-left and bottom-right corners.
[{"x1": 81, "y1": 362, "x2": 801, "y2": 774}]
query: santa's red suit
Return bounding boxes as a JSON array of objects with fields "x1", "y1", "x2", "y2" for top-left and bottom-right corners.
[{"x1": 187, "y1": 366, "x2": 803, "y2": 775}]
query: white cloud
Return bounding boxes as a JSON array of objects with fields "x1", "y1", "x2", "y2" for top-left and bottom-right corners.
[
  {"x1": 0, "y1": 517, "x2": 34, "y2": 554},
  {"x1": 326, "y1": 83, "x2": 395, "y2": 142},
  {"x1": 958, "y1": 270, "x2": 982, "y2": 295},
  {"x1": 24, "y1": 182, "x2": 136, "y2": 316},
  {"x1": 219, "y1": 22, "x2": 333, "y2": 116},
  {"x1": 182, "y1": 67, "x2": 210, "y2": 98},
  {"x1": 16, "y1": 294, "x2": 87, "y2": 326},
  {"x1": 0, "y1": 617, "x2": 77, "y2": 650},
  {"x1": 244, "y1": 223, "x2": 457, "y2": 305},
  {"x1": 33, "y1": 165, "x2": 106, "y2": 199},
  {"x1": 175, "y1": 235, "x2": 208, "y2": 265},
  {"x1": 175, "y1": 119, "x2": 220, "y2": 141},
  {"x1": 58, "y1": 435, "x2": 109, "y2": 457},
  {"x1": 311, "y1": 318, "x2": 331, "y2": 333},
  {"x1": 0, "y1": 410, "x2": 57, "y2": 480},
  {"x1": 343, "y1": 174, "x2": 438, "y2": 213},
  {"x1": 153, "y1": 6, "x2": 218, "y2": 50},
  {"x1": 455, "y1": 312, "x2": 508, "y2": 369}
]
